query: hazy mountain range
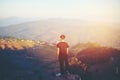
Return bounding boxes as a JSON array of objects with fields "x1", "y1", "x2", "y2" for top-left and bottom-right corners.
[
  {"x1": 0, "y1": 16, "x2": 40, "y2": 27},
  {"x1": 0, "y1": 18, "x2": 120, "y2": 49}
]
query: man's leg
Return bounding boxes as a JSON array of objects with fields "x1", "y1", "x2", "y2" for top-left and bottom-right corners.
[
  {"x1": 59, "y1": 57, "x2": 64, "y2": 74},
  {"x1": 65, "y1": 56, "x2": 69, "y2": 72}
]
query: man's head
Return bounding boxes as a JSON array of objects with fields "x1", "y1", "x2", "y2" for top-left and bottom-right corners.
[{"x1": 60, "y1": 34, "x2": 65, "y2": 40}]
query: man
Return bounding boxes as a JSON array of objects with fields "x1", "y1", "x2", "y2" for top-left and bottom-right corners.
[{"x1": 56, "y1": 34, "x2": 69, "y2": 76}]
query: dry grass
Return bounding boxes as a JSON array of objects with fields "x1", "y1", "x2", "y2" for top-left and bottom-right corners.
[{"x1": 0, "y1": 40, "x2": 36, "y2": 50}]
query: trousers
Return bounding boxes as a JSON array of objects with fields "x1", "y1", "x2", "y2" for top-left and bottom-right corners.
[{"x1": 59, "y1": 54, "x2": 69, "y2": 74}]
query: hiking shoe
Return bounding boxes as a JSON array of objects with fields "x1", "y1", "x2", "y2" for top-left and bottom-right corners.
[{"x1": 56, "y1": 73, "x2": 61, "y2": 77}]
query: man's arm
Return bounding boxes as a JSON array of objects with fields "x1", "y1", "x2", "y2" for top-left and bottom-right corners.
[{"x1": 57, "y1": 48, "x2": 60, "y2": 55}]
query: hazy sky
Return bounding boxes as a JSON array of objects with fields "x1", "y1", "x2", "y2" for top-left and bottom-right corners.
[{"x1": 0, "y1": 0, "x2": 120, "y2": 22}]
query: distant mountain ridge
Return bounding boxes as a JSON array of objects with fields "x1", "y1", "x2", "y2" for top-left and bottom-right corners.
[
  {"x1": 0, "y1": 18, "x2": 120, "y2": 49},
  {"x1": 0, "y1": 16, "x2": 40, "y2": 27}
]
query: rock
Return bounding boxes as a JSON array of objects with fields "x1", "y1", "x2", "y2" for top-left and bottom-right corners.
[{"x1": 66, "y1": 73, "x2": 81, "y2": 80}]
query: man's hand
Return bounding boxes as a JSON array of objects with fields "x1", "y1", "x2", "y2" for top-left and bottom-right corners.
[{"x1": 67, "y1": 48, "x2": 69, "y2": 54}]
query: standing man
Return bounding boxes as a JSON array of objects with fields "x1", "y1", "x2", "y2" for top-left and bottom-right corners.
[{"x1": 57, "y1": 34, "x2": 69, "y2": 76}]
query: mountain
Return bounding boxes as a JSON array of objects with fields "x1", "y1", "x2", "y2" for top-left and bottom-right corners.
[
  {"x1": 71, "y1": 42, "x2": 101, "y2": 54},
  {"x1": 0, "y1": 18, "x2": 120, "y2": 49},
  {"x1": 77, "y1": 47, "x2": 120, "y2": 64},
  {"x1": 0, "y1": 16, "x2": 39, "y2": 27},
  {"x1": 69, "y1": 46, "x2": 120, "y2": 80}
]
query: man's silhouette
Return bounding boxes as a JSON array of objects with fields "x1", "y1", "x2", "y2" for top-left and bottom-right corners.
[{"x1": 57, "y1": 35, "x2": 69, "y2": 76}]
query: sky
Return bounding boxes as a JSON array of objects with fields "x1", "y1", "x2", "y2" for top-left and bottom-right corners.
[{"x1": 0, "y1": 0, "x2": 120, "y2": 22}]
